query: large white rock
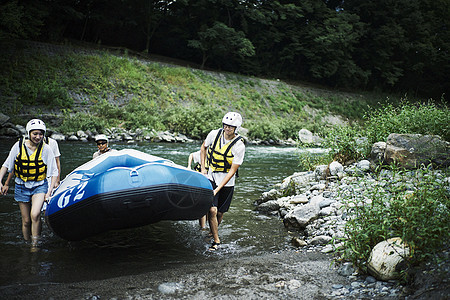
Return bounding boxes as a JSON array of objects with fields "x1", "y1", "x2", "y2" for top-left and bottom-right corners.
[
  {"x1": 298, "y1": 128, "x2": 313, "y2": 144},
  {"x1": 329, "y1": 161, "x2": 343, "y2": 176},
  {"x1": 367, "y1": 237, "x2": 410, "y2": 281}
]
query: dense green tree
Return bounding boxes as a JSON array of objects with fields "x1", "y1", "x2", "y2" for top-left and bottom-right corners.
[
  {"x1": 341, "y1": 0, "x2": 449, "y2": 97},
  {"x1": 0, "y1": 0, "x2": 447, "y2": 99},
  {"x1": 188, "y1": 21, "x2": 255, "y2": 69},
  {"x1": 0, "y1": 0, "x2": 48, "y2": 40}
]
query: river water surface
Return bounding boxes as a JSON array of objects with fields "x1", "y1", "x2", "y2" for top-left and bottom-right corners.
[{"x1": 0, "y1": 141, "x2": 325, "y2": 288}]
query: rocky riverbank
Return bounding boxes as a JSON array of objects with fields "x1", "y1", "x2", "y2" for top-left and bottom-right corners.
[
  {"x1": 0, "y1": 249, "x2": 408, "y2": 300},
  {"x1": 255, "y1": 158, "x2": 449, "y2": 299},
  {"x1": 0, "y1": 111, "x2": 300, "y2": 146}
]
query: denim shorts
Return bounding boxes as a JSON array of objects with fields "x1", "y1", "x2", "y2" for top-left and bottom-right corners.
[{"x1": 14, "y1": 181, "x2": 48, "y2": 203}]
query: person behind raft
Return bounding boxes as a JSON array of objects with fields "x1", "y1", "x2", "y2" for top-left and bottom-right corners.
[
  {"x1": 188, "y1": 149, "x2": 208, "y2": 230},
  {"x1": 200, "y1": 112, "x2": 245, "y2": 251},
  {"x1": 92, "y1": 134, "x2": 115, "y2": 159},
  {"x1": 0, "y1": 119, "x2": 58, "y2": 248}
]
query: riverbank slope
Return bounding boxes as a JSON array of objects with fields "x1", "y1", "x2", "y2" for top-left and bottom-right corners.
[{"x1": 0, "y1": 39, "x2": 395, "y2": 142}]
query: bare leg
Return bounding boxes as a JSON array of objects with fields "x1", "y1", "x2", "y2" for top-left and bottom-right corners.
[
  {"x1": 30, "y1": 193, "x2": 45, "y2": 244},
  {"x1": 208, "y1": 206, "x2": 220, "y2": 244},
  {"x1": 217, "y1": 212, "x2": 224, "y2": 226},
  {"x1": 199, "y1": 215, "x2": 207, "y2": 229},
  {"x1": 18, "y1": 202, "x2": 31, "y2": 241}
]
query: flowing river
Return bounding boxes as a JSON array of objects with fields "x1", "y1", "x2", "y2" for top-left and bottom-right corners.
[{"x1": 0, "y1": 141, "x2": 327, "y2": 289}]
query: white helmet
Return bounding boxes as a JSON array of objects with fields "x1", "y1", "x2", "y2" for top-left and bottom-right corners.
[
  {"x1": 26, "y1": 119, "x2": 46, "y2": 138},
  {"x1": 95, "y1": 134, "x2": 109, "y2": 143},
  {"x1": 222, "y1": 112, "x2": 243, "y2": 130}
]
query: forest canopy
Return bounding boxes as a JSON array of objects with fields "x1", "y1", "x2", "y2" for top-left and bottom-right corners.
[{"x1": 1, "y1": 0, "x2": 448, "y2": 99}]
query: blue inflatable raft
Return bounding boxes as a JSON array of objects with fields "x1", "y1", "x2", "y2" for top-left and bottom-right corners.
[{"x1": 45, "y1": 149, "x2": 213, "y2": 241}]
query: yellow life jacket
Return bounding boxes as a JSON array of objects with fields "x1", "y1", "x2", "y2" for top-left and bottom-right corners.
[
  {"x1": 193, "y1": 162, "x2": 201, "y2": 172},
  {"x1": 14, "y1": 137, "x2": 47, "y2": 182},
  {"x1": 206, "y1": 129, "x2": 243, "y2": 173}
]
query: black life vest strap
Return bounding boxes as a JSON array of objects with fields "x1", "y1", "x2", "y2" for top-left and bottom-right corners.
[
  {"x1": 222, "y1": 135, "x2": 243, "y2": 172},
  {"x1": 207, "y1": 128, "x2": 223, "y2": 169},
  {"x1": 33, "y1": 140, "x2": 44, "y2": 181}
]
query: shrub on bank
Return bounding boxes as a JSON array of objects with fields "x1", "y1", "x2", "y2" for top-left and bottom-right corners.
[
  {"x1": 338, "y1": 166, "x2": 450, "y2": 282},
  {"x1": 320, "y1": 100, "x2": 449, "y2": 164},
  {"x1": 364, "y1": 99, "x2": 450, "y2": 144}
]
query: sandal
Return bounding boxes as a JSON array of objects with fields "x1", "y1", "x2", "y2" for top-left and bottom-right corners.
[{"x1": 209, "y1": 242, "x2": 220, "y2": 251}]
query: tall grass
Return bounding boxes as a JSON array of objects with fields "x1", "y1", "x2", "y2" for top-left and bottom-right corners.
[
  {"x1": 364, "y1": 100, "x2": 450, "y2": 143},
  {"x1": 0, "y1": 42, "x2": 391, "y2": 140},
  {"x1": 320, "y1": 100, "x2": 450, "y2": 163}
]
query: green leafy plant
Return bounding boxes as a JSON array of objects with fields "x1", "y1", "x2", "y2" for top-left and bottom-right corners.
[
  {"x1": 323, "y1": 124, "x2": 369, "y2": 163},
  {"x1": 297, "y1": 150, "x2": 332, "y2": 171},
  {"x1": 364, "y1": 99, "x2": 450, "y2": 143},
  {"x1": 338, "y1": 165, "x2": 450, "y2": 281},
  {"x1": 58, "y1": 110, "x2": 115, "y2": 133}
]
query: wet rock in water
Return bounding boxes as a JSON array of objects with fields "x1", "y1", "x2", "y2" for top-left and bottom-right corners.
[
  {"x1": 77, "y1": 130, "x2": 89, "y2": 139},
  {"x1": 65, "y1": 134, "x2": 77, "y2": 141},
  {"x1": 258, "y1": 188, "x2": 280, "y2": 204},
  {"x1": 50, "y1": 132, "x2": 66, "y2": 141},
  {"x1": 256, "y1": 200, "x2": 280, "y2": 213}
]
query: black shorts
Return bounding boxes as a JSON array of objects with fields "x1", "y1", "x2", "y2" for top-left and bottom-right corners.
[{"x1": 210, "y1": 180, "x2": 234, "y2": 213}]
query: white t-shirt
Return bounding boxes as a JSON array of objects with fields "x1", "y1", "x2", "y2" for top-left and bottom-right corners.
[
  {"x1": 203, "y1": 129, "x2": 245, "y2": 187},
  {"x1": 192, "y1": 150, "x2": 201, "y2": 164},
  {"x1": 2, "y1": 140, "x2": 58, "y2": 188},
  {"x1": 93, "y1": 148, "x2": 116, "y2": 159},
  {"x1": 47, "y1": 137, "x2": 61, "y2": 158}
]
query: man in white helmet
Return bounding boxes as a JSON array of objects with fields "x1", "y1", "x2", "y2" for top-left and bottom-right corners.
[
  {"x1": 200, "y1": 112, "x2": 245, "y2": 251},
  {"x1": 0, "y1": 119, "x2": 58, "y2": 249},
  {"x1": 92, "y1": 134, "x2": 115, "y2": 159}
]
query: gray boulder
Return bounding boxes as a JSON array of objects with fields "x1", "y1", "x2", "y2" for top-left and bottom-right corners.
[
  {"x1": 310, "y1": 235, "x2": 332, "y2": 245},
  {"x1": 257, "y1": 200, "x2": 280, "y2": 213},
  {"x1": 1, "y1": 127, "x2": 19, "y2": 137},
  {"x1": 384, "y1": 133, "x2": 450, "y2": 168},
  {"x1": 298, "y1": 128, "x2": 313, "y2": 144},
  {"x1": 314, "y1": 165, "x2": 328, "y2": 180},
  {"x1": 370, "y1": 142, "x2": 387, "y2": 165},
  {"x1": 283, "y1": 203, "x2": 320, "y2": 229},
  {"x1": 50, "y1": 132, "x2": 66, "y2": 141},
  {"x1": 357, "y1": 160, "x2": 371, "y2": 171}
]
